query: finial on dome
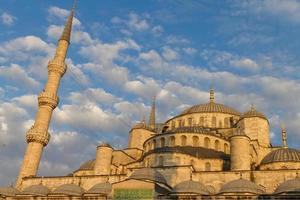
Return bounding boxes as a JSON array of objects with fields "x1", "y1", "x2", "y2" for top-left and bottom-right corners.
[
  {"x1": 281, "y1": 124, "x2": 288, "y2": 148},
  {"x1": 250, "y1": 104, "x2": 255, "y2": 112},
  {"x1": 210, "y1": 87, "x2": 215, "y2": 103}
]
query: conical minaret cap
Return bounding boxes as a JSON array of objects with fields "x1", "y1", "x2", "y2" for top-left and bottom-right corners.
[
  {"x1": 148, "y1": 96, "x2": 156, "y2": 130},
  {"x1": 60, "y1": 0, "x2": 77, "y2": 43}
]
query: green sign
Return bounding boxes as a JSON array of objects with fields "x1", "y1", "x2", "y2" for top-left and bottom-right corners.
[{"x1": 114, "y1": 189, "x2": 153, "y2": 200}]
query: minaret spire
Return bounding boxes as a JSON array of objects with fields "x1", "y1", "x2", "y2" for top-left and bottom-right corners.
[
  {"x1": 148, "y1": 96, "x2": 156, "y2": 130},
  {"x1": 16, "y1": 2, "x2": 76, "y2": 188},
  {"x1": 281, "y1": 124, "x2": 288, "y2": 148},
  {"x1": 210, "y1": 87, "x2": 215, "y2": 103}
]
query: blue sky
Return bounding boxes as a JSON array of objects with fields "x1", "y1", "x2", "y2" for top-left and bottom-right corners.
[{"x1": 0, "y1": 0, "x2": 300, "y2": 185}]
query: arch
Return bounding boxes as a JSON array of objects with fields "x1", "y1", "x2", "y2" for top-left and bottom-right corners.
[
  {"x1": 180, "y1": 135, "x2": 187, "y2": 146},
  {"x1": 204, "y1": 137, "x2": 211, "y2": 148},
  {"x1": 199, "y1": 117, "x2": 204, "y2": 126},
  {"x1": 158, "y1": 156, "x2": 164, "y2": 166},
  {"x1": 169, "y1": 136, "x2": 175, "y2": 147},
  {"x1": 160, "y1": 137, "x2": 166, "y2": 147},
  {"x1": 188, "y1": 118, "x2": 193, "y2": 126},
  {"x1": 153, "y1": 139, "x2": 157, "y2": 149},
  {"x1": 192, "y1": 136, "x2": 199, "y2": 147},
  {"x1": 224, "y1": 143, "x2": 229, "y2": 153},
  {"x1": 178, "y1": 119, "x2": 182, "y2": 127},
  {"x1": 205, "y1": 162, "x2": 211, "y2": 171},
  {"x1": 224, "y1": 117, "x2": 229, "y2": 128},
  {"x1": 171, "y1": 121, "x2": 175, "y2": 129},
  {"x1": 212, "y1": 116, "x2": 216, "y2": 128},
  {"x1": 214, "y1": 140, "x2": 220, "y2": 151}
]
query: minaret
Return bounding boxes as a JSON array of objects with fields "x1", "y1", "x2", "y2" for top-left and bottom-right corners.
[
  {"x1": 281, "y1": 124, "x2": 288, "y2": 148},
  {"x1": 148, "y1": 96, "x2": 156, "y2": 130},
  {"x1": 210, "y1": 87, "x2": 215, "y2": 103},
  {"x1": 16, "y1": 1, "x2": 76, "y2": 188}
]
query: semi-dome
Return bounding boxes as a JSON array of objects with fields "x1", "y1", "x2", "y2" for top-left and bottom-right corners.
[
  {"x1": 87, "y1": 182, "x2": 112, "y2": 194},
  {"x1": 78, "y1": 159, "x2": 95, "y2": 170},
  {"x1": 242, "y1": 106, "x2": 267, "y2": 120},
  {"x1": 129, "y1": 168, "x2": 167, "y2": 185},
  {"x1": 22, "y1": 184, "x2": 50, "y2": 196},
  {"x1": 52, "y1": 184, "x2": 84, "y2": 196},
  {"x1": 172, "y1": 180, "x2": 210, "y2": 195},
  {"x1": 275, "y1": 178, "x2": 300, "y2": 194},
  {"x1": 260, "y1": 148, "x2": 300, "y2": 165},
  {"x1": 0, "y1": 186, "x2": 20, "y2": 196},
  {"x1": 181, "y1": 102, "x2": 240, "y2": 116},
  {"x1": 219, "y1": 179, "x2": 265, "y2": 194}
]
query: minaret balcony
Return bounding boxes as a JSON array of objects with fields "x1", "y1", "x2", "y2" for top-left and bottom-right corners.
[
  {"x1": 48, "y1": 60, "x2": 67, "y2": 76},
  {"x1": 26, "y1": 126, "x2": 50, "y2": 146},
  {"x1": 38, "y1": 92, "x2": 59, "y2": 109}
]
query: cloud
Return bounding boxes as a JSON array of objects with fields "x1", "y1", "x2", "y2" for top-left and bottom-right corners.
[
  {"x1": 1, "y1": 12, "x2": 16, "y2": 26},
  {"x1": 124, "y1": 76, "x2": 161, "y2": 98},
  {"x1": 162, "y1": 46, "x2": 179, "y2": 61},
  {"x1": 48, "y1": 6, "x2": 81, "y2": 26},
  {"x1": 128, "y1": 12, "x2": 150, "y2": 31},
  {"x1": 230, "y1": 58, "x2": 259, "y2": 71},
  {"x1": 12, "y1": 94, "x2": 37, "y2": 109}
]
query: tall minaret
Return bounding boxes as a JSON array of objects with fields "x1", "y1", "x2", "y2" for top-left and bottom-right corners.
[
  {"x1": 16, "y1": 1, "x2": 76, "y2": 188},
  {"x1": 148, "y1": 96, "x2": 156, "y2": 130}
]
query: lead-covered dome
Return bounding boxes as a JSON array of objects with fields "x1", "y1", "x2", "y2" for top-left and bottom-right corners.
[
  {"x1": 172, "y1": 180, "x2": 210, "y2": 195},
  {"x1": 275, "y1": 178, "x2": 300, "y2": 194},
  {"x1": 242, "y1": 106, "x2": 267, "y2": 120},
  {"x1": 260, "y1": 148, "x2": 300, "y2": 165},
  {"x1": 78, "y1": 159, "x2": 95, "y2": 170},
  {"x1": 219, "y1": 179, "x2": 265, "y2": 194},
  {"x1": 52, "y1": 184, "x2": 84, "y2": 196},
  {"x1": 181, "y1": 102, "x2": 240, "y2": 116},
  {"x1": 87, "y1": 182, "x2": 112, "y2": 194},
  {"x1": 0, "y1": 186, "x2": 20, "y2": 196},
  {"x1": 129, "y1": 168, "x2": 167, "y2": 185},
  {"x1": 22, "y1": 184, "x2": 50, "y2": 196}
]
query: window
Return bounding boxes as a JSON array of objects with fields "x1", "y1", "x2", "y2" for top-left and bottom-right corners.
[
  {"x1": 153, "y1": 139, "x2": 157, "y2": 149},
  {"x1": 205, "y1": 162, "x2": 211, "y2": 171},
  {"x1": 158, "y1": 156, "x2": 164, "y2": 166},
  {"x1": 199, "y1": 117, "x2": 204, "y2": 126},
  {"x1": 212, "y1": 117, "x2": 216, "y2": 128},
  {"x1": 215, "y1": 140, "x2": 220, "y2": 151},
  {"x1": 188, "y1": 118, "x2": 193, "y2": 126},
  {"x1": 160, "y1": 137, "x2": 165, "y2": 147},
  {"x1": 224, "y1": 143, "x2": 229, "y2": 153},
  {"x1": 169, "y1": 136, "x2": 175, "y2": 147},
  {"x1": 204, "y1": 137, "x2": 211, "y2": 148},
  {"x1": 181, "y1": 135, "x2": 187, "y2": 146},
  {"x1": 171, "y1": 121, "x2": 175, "y2": 129},
  {"x1": 192, "y1": 136, "x2": 199, "y2": 147},
  {"x1": 182, "y1": 119, "x2": 185, "y2": 127},
  {"x1": 224, "y1": 117, "x2": 229, "y2": 128},
  {"x1": 219, "y1": 121, "x2": 222, "y2": 128},
  {"x1": 178, "y1": 120, "x2": 182, "y2": 127}
]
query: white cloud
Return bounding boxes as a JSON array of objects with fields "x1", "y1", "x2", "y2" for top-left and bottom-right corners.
[
  {"x1": 162, "y1": 46, "x2": 179, "y2": 61},
  {"x1": 128, "y1": 12, "x2": 150, "y2": 31},
  {"x1": 1, "y1": 12, "x2": 16, "y2": 26},
  {"x1": 230, "y1": 58, "x2": 259, "y2": 71},
  {"x1": 152, "y1": 25, "x2": 164, "y2": 35},
  {"x1": 48, "y1": 6, "x2": 81, "y2": 26},
  {"x1": 182, "y1": 47, "x2": 197, "y2": 55},
  {"x1": 12, "y1": 94, "x2": 37, "y2": 109},
  {"x1": 124, "y1": 76, "x2": 161, "y2": 98}
]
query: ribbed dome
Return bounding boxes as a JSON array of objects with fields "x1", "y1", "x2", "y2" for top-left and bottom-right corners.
[
  {"x1": 87, "y1": 182, "x2": 112, "y2": 194},
  {"x1": 78, "y1": 159, "x2": 95, "y2": 170},
  {"x1": 275, "y1": 178, "x2": 300, "y2": 194},
  {"x1": 22, "y1": 184, "x2": 50, "y2": 196},
  {"x1": 242, "y1": 106, "x2": 267, "y2": 120},
  {"x1": 129, "y1": 168, "x2": 167, "y2": 185},
  {"x1": 53, "y1": 184, "x2": 84, "y2": 196},
  {"x1": 260, "y1": 148, "x2": 300, "y2": 165},
  {"x1": 219, "y1": 179, "x2": 265, "y2": 194},
  {"x1": 0, "y1": 186, "x2": 19, "y2": 196},
  {"x1": 181, "y1": 102, "x2": 240, "y2": 116},
  {"x1": 172, "y1": 180, "x2": 210, "y2": 195}
]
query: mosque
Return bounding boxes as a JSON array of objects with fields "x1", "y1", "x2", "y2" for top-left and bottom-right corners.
[{"x1": 1, "y1": 2, "x2": 300, "y2": 200}]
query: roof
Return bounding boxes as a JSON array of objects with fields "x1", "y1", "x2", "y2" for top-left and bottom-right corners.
[
  {"x1": 163, "y1": 126, "x2": 226, "y2": 139},
  {"x1": 87, "y1": 182, "x2": 112, "y2": 194},
  {"x1": 22, "y1": 184, "x2": 50, "y2": 196},
  {"x1": 242, "y1": 106, "x2": 267, "y2": 120},
  {"x1": 129, "y1": 168, "x2": 168, "y2": 185},
  {"x1": 144, "y1": 146, "x2": 230, "y2": 160},
  {"x1": 219, "y1": 179, "x2": 265, "y2": 194},
  {"x1": 260, "y1": 148, "x2": 300, "y2": 165},
  {"x1": 181, "y1": 102, "x2": 241, "y2": 116},
  {"x1": 52, "y1": 184, "x2": 84, "y2": 196},
  {"x1": 172, "y1": 180, "x2": 210, "y2": 195},
  {"x1": 78, "y1": 159, "x2": 95, "y2": 170},
  {"x1": 275, "y1": 178, "x2": 300, "y2": 194},
  {"x1": 0, "y1": 186, "x2": 19, "y2": 196}
]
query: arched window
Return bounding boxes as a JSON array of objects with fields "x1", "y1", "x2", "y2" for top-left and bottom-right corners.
[
  {"x1": 199, "y1": 117, "x2": 204, "y2": 126},
  {"x1": 219, "y1": 121, "x2": 222, "y2": 128},
  {"x1": 153, "y1": 139, "x2": 157, "y2": 149},
  {"x1": 204, "y1": 137, "x2": 210, "y2": 148},
  {"x1": 205, "y1": 162, "x2": 211, "y2": 171},
  {"x1": 171, "y1": 121, "x2": 175, "y2": 129},
  {"x1": 158, "y1": 156, "x2": 164, "y2": 166},
  {"x1": 192, "y1": 136, "x2": 199, "y2": 147},
  {"x1": 182, "y1": 119, "x2": 185, "y2": 127},
  {"x1": 181, "y1": 135, "x2": 187, "y2": 146},
  {"x1": 224, "y1": 143, "x2": 229, "y2": 153},
  {"x1": 188, "y1": 118, "x2": 193, "y2": 126},
  {"x1": 215, "y1": 140, "x2": 220, "y2": 151},
  {"x1": 224, "y1": 118, "x2": 229, "y2": 128},
  {"x1": 212, "y1": 117, "x2": 216, "y2": 128},
  {"x1": 169, "y1": 136, "x2": 175, "y2": 147},
  {"x1": 178, "y1": 120, "x2": 182, "y2": 127},
  {"x1": 160, "y1": 137, "x2": 165, "y2": 147}
]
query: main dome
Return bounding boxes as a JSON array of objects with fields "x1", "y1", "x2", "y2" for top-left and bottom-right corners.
[
  {"x1": 181, "y1": 102, "x2": 241, "y2": 116},
  {"x1": 260, "y1": 148, "x2": 300, "y2": 165}
]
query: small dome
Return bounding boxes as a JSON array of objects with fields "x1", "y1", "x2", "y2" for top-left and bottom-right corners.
[
  {"x1": 172, "y1": 180, "x2": 210, "y2": 195},
  {"x1": 129, "y1": 168, "x2": 167, "y2": 185},
  {"x1": 132, "y1": 121, "x2": 146, "y2": 129},
  {"x1": 275, "y1": 178, "x2": 300, "y2": 194},
  {"x1": 98, "y1": 143, "x2": 112, "y2": 148},
  {"x1": 78, "y1": 159, "x2": 95, "y2": 170},
  {"x1": 52, "y1": 184, "x2": 84, "y2": 196},
  {"x1": 87, "y1": 182, "x2": 112, "y2": 194},
  {"x1": 181, "y1": 102, "x2": 240, "y2": 116},
  {"x1": 260, "y1": 148, "x2": 300, "y2": 165},
  {"x1": 0, "y1": 186, "x2": 19, "y2": 196},
  {"x1": 22, "y1": 184, "x2": 50, "y2": 196},
  {"x1": 219, "y1": 179, "x2": 265, "y2": 194},
  {"x1": 242, "y1": 106, "x2": 267, "y2": 120}
]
